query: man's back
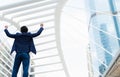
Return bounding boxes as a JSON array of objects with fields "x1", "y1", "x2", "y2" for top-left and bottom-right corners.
[
  {"x1": 4, "y1": 24, "x2": 44, "y2": 77},
  {"x1": 14, "y1": 33, "x2": 32, "y2": 53},
  {"x1": 4, "y1": 26, "x2": 44, "y2": 54}
]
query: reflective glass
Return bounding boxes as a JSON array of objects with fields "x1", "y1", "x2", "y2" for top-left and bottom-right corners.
[{"x1": 88, "y1": 0, "x2": 120, "y2": 76}]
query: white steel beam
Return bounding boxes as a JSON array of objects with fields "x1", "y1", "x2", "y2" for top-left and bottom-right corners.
[
  {"x1": 26, "y1": 18, "x2": 54, "y2": 26},
  {"x1": 31, "y1": 62, "x2": 62, "y2": 68},
  {"x1": 0, "y1": 58, "x2": 12, "y2": 70},
  {"x1": 30, "y1": 69, "x2": 63, "y2": 75},
  {"x1": 55, "y1": 0, "x2": 70, "y2": 77},
  {"x1": 0, "y1": 50, "x2": 13, "y2": 65},
  {"x1": 1, "y1": 44, "x2": 14, "y2": 61},
  {"x1": 0, "y1": 0, "x2": 44, "y2": 11},
  {"x1": 0, "y1": 70, "x2": 8, "y2": 77},
  {"x1": 3, "y1": 0, "x2": 58, "y2": 15},
  {"x1": 37, "y1": 46, "x2": 57, "y2": 53},
  {"x1": 0, "y1": 64, "x2": 12, "y2": 75},
  {"x1": 12, "y1": 5, "x2": 56, "y2": 19},
  {"x1": 44, "y1": 26, "x2": 55, "y2": 30},
  {"x1": 19, "y1": 12, "x2": 55, "y2": 22},
  {"x1": 35, "y1": 40, "x2": 56, "y2": 46},
  {"x1": 0, "y1": 16, "x2": 20, "y2": 29},
  {"x1": 30, "y1": 26, "x2": 55, "y2": 33},
  {"x1": 31, "y1": 54, "x2": 59, "y2": 60},
  {"x1": 35, "y1": 33, "x2": 55, "y2": 39}
]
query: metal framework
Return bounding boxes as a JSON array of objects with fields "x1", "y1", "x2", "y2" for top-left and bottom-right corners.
[{"x1": 0, "y1": 0, "x2": 70, "y2": 77}]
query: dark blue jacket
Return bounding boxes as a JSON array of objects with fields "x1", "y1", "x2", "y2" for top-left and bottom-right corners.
[{"x1": 4, "y1": 27, "x2": 44, "y2": 54}]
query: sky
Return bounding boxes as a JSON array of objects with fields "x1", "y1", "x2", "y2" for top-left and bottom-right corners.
[{"x1": 0, "y1": 0, "x2": 90, "y2": 77}]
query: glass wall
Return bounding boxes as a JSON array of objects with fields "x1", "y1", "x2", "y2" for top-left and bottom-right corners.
[{"x1": 87, "y1": 0, "x2": 120, "y2": 76}]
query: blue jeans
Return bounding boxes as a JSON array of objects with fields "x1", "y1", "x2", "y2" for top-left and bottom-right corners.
[{"x1": 12, "y1": 52, "x2": 30, "y2": 77}]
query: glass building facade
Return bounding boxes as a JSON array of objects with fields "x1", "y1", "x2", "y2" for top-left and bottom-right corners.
[{"x1": 87, "y1": 0, "x2": 120, "y2": 76}]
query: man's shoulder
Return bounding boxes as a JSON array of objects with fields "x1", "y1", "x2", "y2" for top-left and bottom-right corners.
[{"x1": 16, "y1": 32, "x2": 31, "y2": 35}]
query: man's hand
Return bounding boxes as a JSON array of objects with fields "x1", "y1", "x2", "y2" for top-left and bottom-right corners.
[
  {"x1": 5, "y1": 25, "x2": 8, "y2": 29},
  {"x1": 40, "y1": 23, "x2": 43, "y2": 27}
]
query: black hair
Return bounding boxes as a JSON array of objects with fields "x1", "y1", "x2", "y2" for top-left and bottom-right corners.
[{"x1": 20, "y1": 26, "x2": 28, "y2": 33}]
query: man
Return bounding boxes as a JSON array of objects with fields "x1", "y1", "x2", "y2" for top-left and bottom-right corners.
[{"x1": 4, "y1": 24, "x2": 44, "y2": 77}]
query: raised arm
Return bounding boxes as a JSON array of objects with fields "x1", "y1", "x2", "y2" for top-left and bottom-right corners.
[
  {"x1": 4, "y1": 25, "x2": 16, "y2": 38},
  {"x1": 30, "y1": 23, "x2": 44, "y2": 37}
]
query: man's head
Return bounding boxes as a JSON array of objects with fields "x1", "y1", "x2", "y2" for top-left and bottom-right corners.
[{"x1": 20, "y1": 26, "x2": 28, "y2": 33}]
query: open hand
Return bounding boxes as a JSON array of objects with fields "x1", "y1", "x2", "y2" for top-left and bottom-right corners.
[
  {"x1": 5, "y1": 25, "x2": 8, "y2": 29},
  {"x1": 40, "y1": 23, "x2": 43, "y2": 27}
]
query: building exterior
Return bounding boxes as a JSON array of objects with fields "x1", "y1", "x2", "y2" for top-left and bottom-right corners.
[
  {"x1": 87, "y1": 0, "x2": 120, "y2": 76},
  {"x1": 99, "y1": 23, "x2": 112, "y2": 66}
]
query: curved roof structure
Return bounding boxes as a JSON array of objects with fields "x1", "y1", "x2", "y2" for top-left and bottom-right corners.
[{"x1": 0, "y1": 0, "x2": 70, "y2": 77}]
